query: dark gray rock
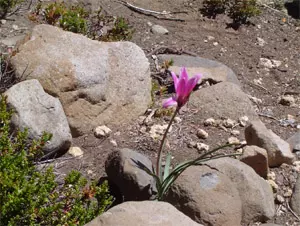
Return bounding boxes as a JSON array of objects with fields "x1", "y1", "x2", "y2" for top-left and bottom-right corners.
[{"x1": 105, "y1": 148, "x2": 156, "y2": 201}]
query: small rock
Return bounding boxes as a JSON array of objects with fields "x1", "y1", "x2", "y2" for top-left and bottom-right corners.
[
  {"x1": 248, "y1": 95, "x2": 263, "y2": 105},
  {"x1": 259, "y1": 58, "x2": 282, "y2": 69},
  {"x1": 196, "y1": 129, "x2": 208, "y2": 139},
  {"x1": 139, "y1": 126, "x2": 147, "y2": 134},
  {"x1": 272, "y1": 60, "x2": 282, "y2": 68},
  {"x1": 174, "y1": 116, "x2": 182, "y2": 123},
  {"x1": 0, "y1": 19, "x2": 6, "y2": 24},
  {"x1": 149, "y1": 124, "x2": 169, "y2": 139},
  {"x1": 220, "y1": 47, "x2": 227, "y2": 53},
  {"x1": 228, "y1": 137, "x2": 240, "y2": 145},
  {"x1": 267, "y1": 179, "x2": 278, "y2": 192},
  {"x1": 146, "y1": 21, "x2": 152, "y2": 27},
  {"x1": 239, "y1": 116, "x2": 249, "y2": 127},
  {"x1": 267, "y1": 172, "x2": 276, "y2": 181},
  {"x1": 204, "y1": 118, "x2": 216, "y2": 126},
  {"x1": 240, "y1": 145, "x2": 269, "y2": 178},
  {"x1": 110, "y1": 139, "x2": 118, "y2": 147},
  {"x1": 94, "y1": 125, "x2": 112, "y2": 138},
  {"x1": 207, "y1": 35, "x2": 215, "y2": 41},
  {"x1": 68, "y1": 147, "x2": 83, "y2": 157},
  {"x1": 12, "y1": 24, "x2": 19, "y2": 30},
  {"x1": 279, "y1": 95, "x2": 295, "y2": 106},
  {"x1": 256, "y1": 37, "x2": 266, "y2": 46},
  {"x1": 188, "y1": 141, "x2": 197, "y2": 148},
  {"x1": 275, "y1": 194, "x2": 285, "y2": 204},
  {"x1": 283, "y1": 188, "x2": 293, "y2": 197},
  {"x1": 213, "y1": 42, "x2": 218, "y2": 46},
  {"x1": 293, "y1": 161, "x2": 300, "y2": 172},
  {"x1": 231, "y1": 130, "x2": 240, "y2": 136},
  {"x1": 151, "y1": 25, "x2": 169, "y2": 35},
  {"x1": 253, "y1": 78, "x2": 263, "y2": 85},
  {"x1": 196, "y1": 143, "x2": 210, "y2": 152},
  {"x1": 245, "y1": 120, "x2": 295, "y2": 167},
  {"x1": 204, "y1": 39, "x2": 208, "y2": 43},
  {"x1": 223, "y1": 118, "x2": 236, "y2": 128}
]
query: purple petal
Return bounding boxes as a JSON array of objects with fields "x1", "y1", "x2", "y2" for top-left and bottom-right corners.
[
  {"x1": 176, "y1": 76, "x2": 187, "y2": 97},
  {"x1": 185, "y1": 74, "x2": 202, "y2": 94},
  {"x1": 171, "y1": 72, "x2": 179, "y2": 92},
  {"x1": 180, "y1": 67, "x2": 189, "y2": 81},
  {"x1": 163, "y1": 97, "x2": 177, "y2": 108}
]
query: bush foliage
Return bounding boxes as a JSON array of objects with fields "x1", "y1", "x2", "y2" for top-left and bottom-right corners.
[
  {"x1": 202, "y1": 0, "x2": 261, "y2": 24},
  {"x1": 0, "y1": 0, "x2": 22, "y2": 18},
  {"x1": 29, "y1": 2, "x2": 134, "y2": 41},
  {"x1": 0, "y1": 95, "x2": 112, "y2": 226}
]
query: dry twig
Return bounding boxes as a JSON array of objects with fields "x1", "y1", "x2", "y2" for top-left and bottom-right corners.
[
  {"x1": 286, "y1": 200, "x2": 300, "y2": 221},
  {"x1": 146, "y1": 46, "x2": 198, "y2": 57},
  {"x1": 117, "y1": 0, "x2": 185, "y2": 21}
]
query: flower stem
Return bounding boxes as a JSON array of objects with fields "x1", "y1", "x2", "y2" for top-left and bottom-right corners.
[{"x1": 156, "y1": 108, "x2": 179, "y2": 180}]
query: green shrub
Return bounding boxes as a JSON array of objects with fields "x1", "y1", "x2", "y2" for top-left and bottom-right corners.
[
  {"x1": 0, "y1": 95, "x2": 113, "y2": 226},
  {"x1": 32, "y1": 2, "x2": 134, "y2": 41},
  {"x1": 42, "y1": 2, "x2": 88, "y2": 34},
  {"x1": 0, "y1": 0, "x2": 22, "y2": 18},
  {"x1": 59, "y1": 5, "x2": 88, "y2": 34},
  {"x1": 201, "y1": 0, "x2": 260, "y2": 24},
  {"x1": 201, "y1": 0, "x2": 228, "y2": 18},
  {"x1": 100, "y1": 17, "x2": 134, "y2": 42},
  {"x1": 43, "y1": 1, "x2": 66, "y2": 25},
  {"x1": 228, "y1": 0, "x2": 260, "y2": 24}
]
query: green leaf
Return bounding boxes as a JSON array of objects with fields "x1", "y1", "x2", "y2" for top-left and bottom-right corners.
[{"x1": 163, "y1": 153, "x2": 172, "y2": 181}]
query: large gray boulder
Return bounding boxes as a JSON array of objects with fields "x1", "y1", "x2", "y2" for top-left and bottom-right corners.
[
  {"x1": 245, "y1": 120, "x2": 295, "y2": 167},
  {"x1": 158, "y1": 54, "x2": 240, "y2": 86},
  {"x1": 5, "y1": 79, "x2": 72, "y2": 156},
  {"x1": 206, "y1": 158, "x2": 275, "y2": 224},
  {"x1": 11, "y1": 24, "x2": 151, "y2": 136},
  {"x1": 189, "y1": 82, "x2": 259, "y2": 123},
  {"x1": 85, "y1": 201, "x2": 203, "y2": 226},
  {"x1": 166, "y1": 158, "x2": 275, "y2": 225},
  {"x1": 166, "y1": 165, "x2": 242, "y2": 226},
  {"x1": 105, "y1": 148, "x2": 156, "y2": 201}
]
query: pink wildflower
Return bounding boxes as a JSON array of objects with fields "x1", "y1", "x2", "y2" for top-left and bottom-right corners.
[{"x1": 163, "y1": 67, "x2": 202, "y2": 109}]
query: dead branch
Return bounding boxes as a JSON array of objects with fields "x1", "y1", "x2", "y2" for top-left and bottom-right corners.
[
  {"x1": 146, "y1": 46, "x2": 198, "y2": 57},
  {"x1": 117, "y1": 0, "x2": 185, "y2": 22},
  {"x1": 286, "y1": 200, "x2": 300, "y2": 221}
]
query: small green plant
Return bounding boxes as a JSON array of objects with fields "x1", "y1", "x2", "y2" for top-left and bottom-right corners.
[
  {"x1": 201, "y1": 0, "x2": 228, "y2": 18},
  {"x1": 42, "y1": 2, "x2": 88, "y2": 34},
  {"x1": 32, "y1": 3, "x2": 134, "y2": 41},
  {"x1": 0, "y1": 0, "x2": 22, "y2": 18},
  {"x1": 0, "y1": 95, "x2": 112, "y2": 225},
  {"x1": 59, "y1": 5, "x2": 88, "y2": 33},
  {"x1": 43, "y1": 1, "x2": 66, "y2": 25},
  {"x1": 228, "y1": 0, "x2": 260, "y2": 24},
  {"x1": 101, "y1": 17, "x2": 134, "y2": 42},
  {"x1": 273, "y1": 0, "x2": 285, "y2": 10}
]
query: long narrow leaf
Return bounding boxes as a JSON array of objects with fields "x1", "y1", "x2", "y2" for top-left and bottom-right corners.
[{"x1": 163, "y1": 153, "x2": 172, "y2": 181}]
